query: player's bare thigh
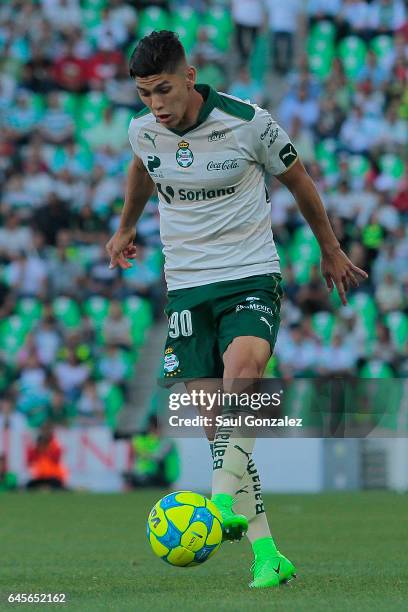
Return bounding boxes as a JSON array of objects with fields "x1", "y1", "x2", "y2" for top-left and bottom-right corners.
[{"x1": 223, "y1": 336, "x2": 271, "y2": 386}]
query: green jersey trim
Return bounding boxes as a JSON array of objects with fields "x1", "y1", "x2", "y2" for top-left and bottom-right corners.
[
  {"x1": 214, "y1": 92, "x2": 255, "y2": 121},
  {"x1": 133, "y1": 106, "x2": 151, "y2": 120},
  {"x1": 169, "y1": 84, "x2": 256, "y2": 135},
  {"x1": 168, "y1": 84, "x2": 217, "y2": 136}
]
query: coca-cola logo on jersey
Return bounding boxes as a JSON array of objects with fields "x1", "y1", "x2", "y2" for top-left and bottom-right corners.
[{"x1": 207, "y1": 159, "x2": 239, "y2": 171}]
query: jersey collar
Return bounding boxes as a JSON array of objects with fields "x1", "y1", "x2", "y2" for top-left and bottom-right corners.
[{"x1": 167, "y1": 84, "x2": 216, "y2": 137}]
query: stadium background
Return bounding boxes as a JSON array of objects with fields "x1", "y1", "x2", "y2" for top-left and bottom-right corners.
[{"x1": 0, "y1": 0, "x2": 407, "y2": 495}]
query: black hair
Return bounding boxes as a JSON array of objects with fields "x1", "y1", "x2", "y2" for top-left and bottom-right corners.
[{"x1": 129, "y1": 30, "x2": 186, "y2": 79}]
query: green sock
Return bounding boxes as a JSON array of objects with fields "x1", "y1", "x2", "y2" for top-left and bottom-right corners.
[
  {"x1": 211, "y1": 493, "x2": 234, "y2": 506},
  {"x1": 252, "y1": 536, "x2": 278, "y2": 558}
]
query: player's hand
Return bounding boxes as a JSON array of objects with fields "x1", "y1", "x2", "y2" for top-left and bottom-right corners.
[
  {"x1": 106, "y1": 227, "x2": 136, "y2": 270},
  {"x1": 321, "y1": 246, "x2": 368, "y2": 306}
]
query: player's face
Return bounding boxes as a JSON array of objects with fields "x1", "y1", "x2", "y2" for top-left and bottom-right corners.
[{"x1": 135, "y1": 67, "x2": 194, "y2": 129}]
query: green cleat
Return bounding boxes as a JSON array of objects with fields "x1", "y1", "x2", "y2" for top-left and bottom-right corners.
[
  {"x1": 211, "y1": 493, "x2": 248, "y2": 542},
  {"x1": 249, "y1": 551, "x2": 297, "y2": 589}
]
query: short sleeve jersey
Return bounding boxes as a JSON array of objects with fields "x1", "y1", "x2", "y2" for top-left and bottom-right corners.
[{"x1": 128, "y1": 84, "x2": 298, "y2": 290}]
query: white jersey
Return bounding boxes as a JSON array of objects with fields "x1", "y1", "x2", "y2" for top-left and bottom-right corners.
[{"x1": 128, "y1": 84, "x2": 298, "y2": 290}]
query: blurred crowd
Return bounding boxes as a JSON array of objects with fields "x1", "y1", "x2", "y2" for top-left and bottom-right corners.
[
  {"x1": 0, "y1": 0, "x2": 165, "y2": 429},
  {"x1": 269, "y1": 0, "x2": 408, "y2": 379},
  {"x1": 0, "y1": 0, "x2": 407, "y2": 437}
]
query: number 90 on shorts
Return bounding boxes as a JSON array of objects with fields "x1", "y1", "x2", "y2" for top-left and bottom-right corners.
[{"x1": 168, "y1": 310, "x2": 193, "y2": 338}]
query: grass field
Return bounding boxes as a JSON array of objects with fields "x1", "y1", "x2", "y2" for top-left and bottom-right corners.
[{"x1": 1, "y1": 491, "x2": 407, "y2": 611}]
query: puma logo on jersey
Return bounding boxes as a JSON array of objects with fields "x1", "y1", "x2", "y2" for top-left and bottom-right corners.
[
  {"x1": 279, "y1": 143, "x2": 298, "y2": 168},
  {"x1": 260, "y1": 316, "x2": 273, "y2": 335},
  {"x1": 281, "y1": 144, "x2": 296, "y2": 160},
  {"x1": 144, "y1": 132, "x2": 157, "y2": 148},
  {"x1": 246, "y1": 296, "x2": 260, "y2": 302}
]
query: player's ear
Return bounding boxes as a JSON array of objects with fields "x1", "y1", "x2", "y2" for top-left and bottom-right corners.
[{"x1": 185, "y1": 65, "x2": 196, "y2": 90}]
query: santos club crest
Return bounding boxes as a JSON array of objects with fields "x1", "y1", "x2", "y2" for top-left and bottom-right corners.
[
  {"x1": 163, "y1": 347, "x2": 181, "y2": 376},
  {"x1": 176, "y1": 140, "x2": 194, "y2": 168}
]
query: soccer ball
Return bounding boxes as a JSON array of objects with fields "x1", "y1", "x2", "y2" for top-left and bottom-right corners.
[{"x1": 147, "y1": 491, "x2": 223, "y2": 567}]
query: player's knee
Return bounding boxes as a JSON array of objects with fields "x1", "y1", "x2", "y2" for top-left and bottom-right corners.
[
  {"x1": 223, "y1": 362, "x2": 264, "y2": 381},
  {"x1": 223, "y1": 351, "x2": 266, "y2": 379},
  {"x1": 223, "y1": 338, "x2": 270, "y2": 381}
]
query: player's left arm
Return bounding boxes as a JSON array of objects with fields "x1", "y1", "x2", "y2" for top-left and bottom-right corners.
[
  {"x1": 276, "y1": 159, "x2": 368, "y2": 305},
  {"x1": 248, "y1": 107, "x2": 368, "y2": 305}
]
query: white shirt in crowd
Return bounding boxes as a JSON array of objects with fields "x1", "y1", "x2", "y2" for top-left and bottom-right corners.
[
  {"x1": 276, "y1": 336, "x2": 321, "y2": 372},
  {"x1": 375, "y1": 117, "x2": 407, "y2": 148},
  {"x1": 279, "y1": 95, "x2": 319, "y2": 128},
  {"x1": 6, "y1": 256, "x2": 47, "y2": 296},
  {"x1": 231, "y1": 0, "x2": 266, "y2": 27},
  {"x1": 92, "y1": 15, "x2": 128, "y2": 48},
  {"x1": 375, "y1": 280, "x2": 404, "y2": 312},
  {"x1": 0, "y1": 226, "x2": 33, "y2": 255},
  {"x1": 41, "y1": 0, "x2": 81, "y2": 29},
  {"x1": 355, "y1": 190, "x2": 380, "y2": 227},
  {"x1": 34, "y1": 328, "x2": 61, "y2": 366},
  {"x1": 23, "y1": 172, "x2": 54, "y2": 203},
  {"x1": 109, "y1": 3, "x2": 137, "y2": 30},
  {"x1": 0, "y1": 410, "x2": 27, "y2": 432},
  {"x1": 19, "y1": 367, "x2": 46, "y2": 391},
  {"x1": 377, "y1": 204, "x2": 401, "y2": 232},
  {"x1": 54, "y1": 362, "x2": 90, "y2": 393},
  {"x1": 369, "y1": 0, "x2": 406, "y2": 31},
  {"x1": 341, "y1": 1, "x2": 370, "y2": 30},
  {"x1": 319, "y1": 343, "x2": 358, "y2": 373},
  {"x1": 339, "y1": 112, "x2": 378, "y2": 152},
  {"x1": 265, "y1": 0, "x2": 303, "y2": 33},
  {"x1": 326, "y1": 190, "x2": 360, "y2": 220},
  {"x1": 307, "y1": 0, "x2": 341, "y2": 17}
]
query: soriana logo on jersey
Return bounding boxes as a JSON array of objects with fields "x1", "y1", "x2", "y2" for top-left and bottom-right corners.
[{"x1": 176, "y1": 140, "x2": 194, "y2": 168}]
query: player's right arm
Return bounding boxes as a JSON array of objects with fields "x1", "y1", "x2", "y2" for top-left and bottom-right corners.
[{"x1": 106, "y1": 154, "x2": 155, "y2": 270}]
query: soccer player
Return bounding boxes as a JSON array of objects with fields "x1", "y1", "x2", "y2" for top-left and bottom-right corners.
[{"x1": 106, "y1": 31, "x2": 368, "y2": 588}]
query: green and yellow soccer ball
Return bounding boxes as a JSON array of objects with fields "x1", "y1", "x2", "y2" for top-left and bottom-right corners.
[{"x1": 147, "y1": 491, "x2": 223, "y2": 567}]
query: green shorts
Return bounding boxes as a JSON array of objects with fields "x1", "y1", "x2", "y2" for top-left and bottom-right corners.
[{"x1": 159, "y1": 273, "x2": 283, "y2": 385}]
